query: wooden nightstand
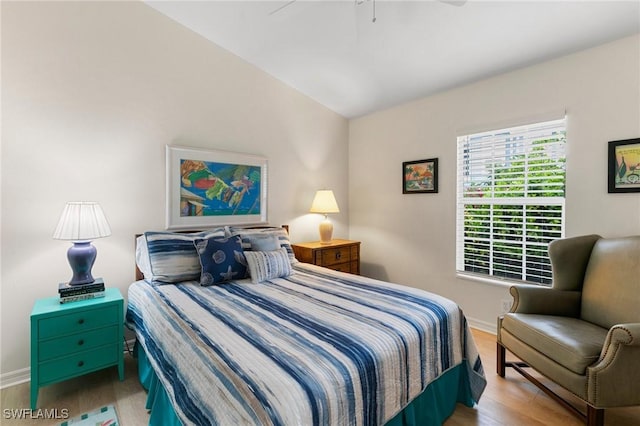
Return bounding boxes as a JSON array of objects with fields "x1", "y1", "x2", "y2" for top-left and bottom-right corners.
[
  {"x1": 30, "y1": 287, "x2": 124, "y2": 409},
  {"x1": 292, "y1": 239, "x2": 361, "y2": 274}
]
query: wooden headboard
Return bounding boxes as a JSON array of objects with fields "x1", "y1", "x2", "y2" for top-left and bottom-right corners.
[{"x1": 135, "y1": 225, "x2": 289, "y2": 281}]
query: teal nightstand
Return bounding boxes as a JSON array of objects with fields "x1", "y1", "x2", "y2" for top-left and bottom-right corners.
[{"x1": 30, "y1": 287, "x2": 124, "y2": 409}]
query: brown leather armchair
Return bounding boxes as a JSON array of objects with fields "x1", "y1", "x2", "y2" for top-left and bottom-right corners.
[{"x1": 497, "y1": 234, "x2": 640, "y2": 426}]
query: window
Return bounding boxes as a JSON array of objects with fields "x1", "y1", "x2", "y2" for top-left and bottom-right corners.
[{"x1": 456, "y1": 117, "x2": 566, "y2": 286}]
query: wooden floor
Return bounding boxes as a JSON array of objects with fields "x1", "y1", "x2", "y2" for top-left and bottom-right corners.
[
  {"x1": 1, "y1": 329, "x2": 639, "y2": 425},
  {"x1": 445, "y1": 330, "x2": 640, "y2": 425}
]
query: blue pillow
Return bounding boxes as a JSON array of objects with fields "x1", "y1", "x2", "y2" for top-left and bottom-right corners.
[
  {"x1": 194, "y1": 236, "x2": 248, "y2": 286},
  {"x1": 250, "y1": 234, "x2": 281, "y2": 251},
  {"x1": 229, "y1": 227, "x2": 298, "y2": 264}
]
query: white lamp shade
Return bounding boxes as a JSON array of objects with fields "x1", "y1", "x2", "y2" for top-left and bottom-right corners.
[
  {"x1": 53, "y1": 202, "x2": 111, "y2": 241},
  {"x1": 309, "y1": 190, "x2": 340, "y2": 214}
]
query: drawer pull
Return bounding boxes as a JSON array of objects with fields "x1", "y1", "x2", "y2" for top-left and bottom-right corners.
[
  {"x1": 77, "y1": 361, "x2": 84, "y2": 367},
  {"x1": 78, "y1": 319, "x2": 85, "y2": 325},
  {"x1": 335, "y1": 251, "x2": 342, "y2": 260},
  {"x1": 77, "y1": 339, "x2": 84, "y2": 346}
]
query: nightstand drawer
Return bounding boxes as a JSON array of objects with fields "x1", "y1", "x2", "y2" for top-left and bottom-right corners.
[
  {"x1": 39, "y1": 325, "x2": 120, "y2": 361},
  {"x1": 328, "y1": 261, "x2": 359, "y2": 274},
  {"x1": 39, "y1": 344, "x2": 119, "y2": 384},
  {"x1": 320, "y1": 247, "x2": 352, "y2": 266},
  {"x1": 38, "y1": 305, "x2": 118, "y2": 339}
]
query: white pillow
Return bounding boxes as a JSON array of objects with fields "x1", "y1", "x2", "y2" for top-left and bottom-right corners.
[
  {"x1": 135, "y1": 235, "x2": 151, "y2": 279},
  {"x1": 244, "y1": 248, "x2": 292, "y2": 283}
]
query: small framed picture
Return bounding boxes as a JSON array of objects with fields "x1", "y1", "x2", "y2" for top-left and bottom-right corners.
[
  {"x1": 608, "y1": 138, "x2": 640, "y2": 193},
  {"x1": 403, "y1": 158, "x2": 438, "y2": 194}
]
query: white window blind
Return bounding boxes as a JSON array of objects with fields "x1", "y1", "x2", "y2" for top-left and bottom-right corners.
[{"x1": 456, "y1": 117, "x2": 566, "y2": 286}]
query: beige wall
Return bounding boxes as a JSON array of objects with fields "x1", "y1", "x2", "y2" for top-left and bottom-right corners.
[
  {"x1": 1, "y1": 1, "x2": 348, "y2": 380},
  {"x1": 349, "y1": 34, "x2": 640, "y2": 331}
]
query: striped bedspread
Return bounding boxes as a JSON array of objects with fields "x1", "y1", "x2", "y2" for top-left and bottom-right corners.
[{"x1": 126, "y1": 263, "x2": 486, "y2": 426}]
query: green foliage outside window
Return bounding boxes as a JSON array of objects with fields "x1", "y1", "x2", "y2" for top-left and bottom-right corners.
[{"x1": 462, "y1": 136, "x2": 566, "y2": 285}]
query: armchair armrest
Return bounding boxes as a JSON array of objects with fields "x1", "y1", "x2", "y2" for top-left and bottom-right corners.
[
  {"x1": 600, "y1": 323, "x2": 640, "y2": 351},
  {"x1": 587, "y1": 323, "x2": 640, "y2": 407},
  {"x1": 510, "y1": 285, "x2": 581, "y2": 317}
]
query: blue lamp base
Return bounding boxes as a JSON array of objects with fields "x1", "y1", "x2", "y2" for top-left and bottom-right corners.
[{"x1": 67, "y1": 241, "x2": 97, "y2": 285}]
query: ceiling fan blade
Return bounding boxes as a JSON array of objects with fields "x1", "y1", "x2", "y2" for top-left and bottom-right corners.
[
  {"x1": 269, "y1": 0, "x2": 298, "y2": 16},
  {"x1": 439, "y1": 0, "x2": 468, "y2": 6},
  {"x1": 269, "y1": 0, "x2": 466, "y2": 18}
]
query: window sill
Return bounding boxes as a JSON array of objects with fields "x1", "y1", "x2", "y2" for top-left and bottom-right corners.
[{"x1": 456, "y1": 272, "x2": 520, "y2": 288}]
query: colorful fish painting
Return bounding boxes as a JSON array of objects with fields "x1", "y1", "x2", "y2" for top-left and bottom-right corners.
[{"x1": 179, "y1": 159, "x2": 262, "y2": 217}]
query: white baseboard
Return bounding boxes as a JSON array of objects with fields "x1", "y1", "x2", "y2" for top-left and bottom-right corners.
[
  {"x1": 0, "y1": 340, "x2": 137, "y2": 390},
  {"x1": 0, "y1": 367, "x2": 30, "y2": 389},
  {"x1": 467, "y1": 316, "x2": 497, "y2": 335}
]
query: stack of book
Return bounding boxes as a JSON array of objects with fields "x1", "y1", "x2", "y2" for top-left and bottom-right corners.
[{"x1": 58, "y1": 278, "x2": 105, "y2": 304}]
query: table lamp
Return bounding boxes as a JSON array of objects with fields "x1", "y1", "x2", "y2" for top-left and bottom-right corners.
[
  {"x1": 53, "y1": 201, "x2": 111, "y2": 285},
  {"x1": 309, "y1": 190, "x2": 340, "y2": 244}
]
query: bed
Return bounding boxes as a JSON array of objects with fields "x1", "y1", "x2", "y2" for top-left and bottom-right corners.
[{"x1": 126, "y1": 227, "x2": 486, "y2": 425}]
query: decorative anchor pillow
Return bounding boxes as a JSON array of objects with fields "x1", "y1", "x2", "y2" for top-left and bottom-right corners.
[{"x1": 194, "y1": 236, "x2": 248, "y2": 286}]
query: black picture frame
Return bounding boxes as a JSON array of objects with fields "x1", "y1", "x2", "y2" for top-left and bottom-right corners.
[
  {"x1": 608, "y1": 138, "x2": 640, "y2": 193},
  {"x1": 403, "y1": 158, "x2": 438, "y2": 194}
]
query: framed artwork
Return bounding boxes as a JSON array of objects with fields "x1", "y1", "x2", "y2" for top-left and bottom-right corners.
[
  {"x1": 608, "y1": 138, "x2": 640, "y2": 193},
  {"x1": 166, "y1": 145, "x2": 267, "y2": 229},
  {"x1": 403, "y1": 158, "x2": 438, "y2": 194}
]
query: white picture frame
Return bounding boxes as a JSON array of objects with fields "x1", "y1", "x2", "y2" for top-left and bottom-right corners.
[{"x1": 166, "y1": 145, "x2": 268, "y2": 229}]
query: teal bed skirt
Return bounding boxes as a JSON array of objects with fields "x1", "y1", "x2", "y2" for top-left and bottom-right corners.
[{"x1": 136, "y1": 342, "x2": 476, "y2": 426}]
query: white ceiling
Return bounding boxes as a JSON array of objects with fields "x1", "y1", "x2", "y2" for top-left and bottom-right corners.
[{"x1": 146, "y1": 0, "x2": 640, "y2": 118}]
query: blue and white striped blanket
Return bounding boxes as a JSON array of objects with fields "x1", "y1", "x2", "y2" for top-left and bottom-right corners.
[{"x1": 127, "y1": 263, "x2": 485, "y2": 425}]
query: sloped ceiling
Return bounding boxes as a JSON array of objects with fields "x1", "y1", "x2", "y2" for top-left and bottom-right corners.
[{"x1": 146, "y1": 1, "x2": 640, "y2": 118}]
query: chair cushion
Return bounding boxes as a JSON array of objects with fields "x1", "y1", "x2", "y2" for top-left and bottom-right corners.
[{"x1": 501, "y1": 313, "x2": 608, "y2": 375}]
